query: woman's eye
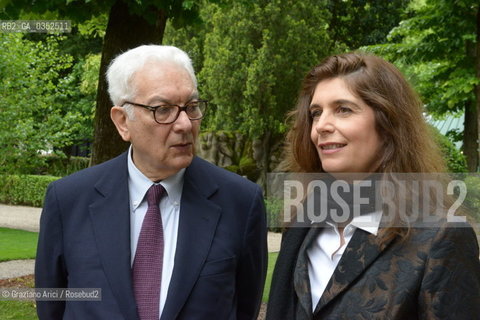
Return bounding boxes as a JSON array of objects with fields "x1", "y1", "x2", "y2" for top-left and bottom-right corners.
[
  {"x1": 338, "y1": 106, "x2": 352, "y2": 114},
  {"x1": 310, "y1": 109, "x2": 322, "y2": 118}
]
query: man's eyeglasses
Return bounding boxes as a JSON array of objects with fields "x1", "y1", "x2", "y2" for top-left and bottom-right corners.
[{"x1": 123, "y1": 100, "x2": 208, "y2": 124}]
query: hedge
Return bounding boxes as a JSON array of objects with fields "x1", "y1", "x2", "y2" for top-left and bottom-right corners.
[
  {"x1": 40, "y1": 156, "x2": 89, "y2": 177},
  {"x1": 0, "y1": 174, "x2": 60, "y2": 207}
]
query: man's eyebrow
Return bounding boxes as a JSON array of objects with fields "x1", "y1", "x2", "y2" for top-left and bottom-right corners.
[
  {"x1": 147, "y1": 93, "x2": 199, "y2": 105},
  {"x1": 146, "y1": 96, "x2": 170, "y2": 105}
]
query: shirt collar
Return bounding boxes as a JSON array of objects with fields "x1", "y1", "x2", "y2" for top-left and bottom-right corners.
[
  {"x1": 325, "y1": 210, "x2": 383, "y2": 236},
  {"x1": 349, "y1": 210, "x2": 383, "y2": 235},
  {"x1": 127, "y1": 146, "x2": 184, "y2": 210}
]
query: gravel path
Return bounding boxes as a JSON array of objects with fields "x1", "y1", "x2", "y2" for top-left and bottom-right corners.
[
  {"x1": 0, "y1": 204, "x2": 41, "y2": 232},
  {"x1": 0, "y1": 259, "x2": 35, "y2": 280}
]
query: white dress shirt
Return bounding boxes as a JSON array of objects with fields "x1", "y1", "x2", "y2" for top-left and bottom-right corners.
[
  {"x1": 307, "y1": 210, "x2": 383, "y2": 311},
  {"x1": 127, "y1": 147, "x2": 183, "y2": 317}
]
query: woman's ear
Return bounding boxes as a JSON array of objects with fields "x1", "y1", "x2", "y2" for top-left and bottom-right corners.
[{"x1": 111, "y1": 106, "x2": 131, "y2": 142}]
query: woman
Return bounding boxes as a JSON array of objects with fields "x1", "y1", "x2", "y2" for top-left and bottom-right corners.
[{"x1": 266, "y1": 53, "x2": 480, "y2": 320}]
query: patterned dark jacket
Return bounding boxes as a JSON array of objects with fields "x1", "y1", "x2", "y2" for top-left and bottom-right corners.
[{"x1": 266, "y1": 222, "x2": 480, "y2": 320}]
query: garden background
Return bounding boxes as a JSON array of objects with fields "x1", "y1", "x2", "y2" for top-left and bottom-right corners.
[{"x1": 0, "y1": 0, "x2": 479, "y2": 319}]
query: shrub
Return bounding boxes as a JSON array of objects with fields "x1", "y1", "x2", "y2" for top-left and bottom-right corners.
[
  {"x1": 265, "y1": 197, "x2": 283, "y2": 233},
  {"x1": 4, "y1": 155, "x2": 90, "y2": 176},
  {"x1": 0, "y1": 175, "x2": 59, "y2": 207},
  {"x1": 430, "y1": 126, "x2": 467, "y2": 173},
  {"x1": 40, "y1": 155, "x2": 90, "y2": 176},
  {"x1": 463, "y1": 175, "x2": 480, "y2": 224}
]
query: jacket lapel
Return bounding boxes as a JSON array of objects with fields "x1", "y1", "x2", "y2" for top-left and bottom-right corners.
[
  {"x1": 267, "y1": 226, "x2": 310, "y2": 320},
  {"x1": 293, "y1": 226, "x2": 322, "y2": 316},
  {"x1": 89, "y1": 152, "x2": 139, "y2": 320},
  {"x1": 314, "y1": 229, "x2": 393, "y2": 315},
  {"x1": 161, "y1": 157, "x2": 221, "y2": 320}
]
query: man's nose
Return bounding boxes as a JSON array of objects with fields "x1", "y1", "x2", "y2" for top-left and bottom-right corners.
[{"x1": 173, "y1": 109, "x2": 193, "y2": 130}]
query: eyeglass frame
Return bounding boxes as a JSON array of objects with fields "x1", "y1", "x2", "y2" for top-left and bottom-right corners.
[{"x1": 122, "y1": 99, "x2": 208, "y2": 125}]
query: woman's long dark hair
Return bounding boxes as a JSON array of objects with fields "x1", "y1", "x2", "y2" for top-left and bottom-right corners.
[{"x1": 282, "y1": 53, "x2": 447, "y2": 243}]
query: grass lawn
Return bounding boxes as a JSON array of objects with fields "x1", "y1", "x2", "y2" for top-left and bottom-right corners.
[
  {"x1": 0, "y1": 233, "x2": 277, "y2": 318},
  {"x1": 0, "y1": 228, "x2": 38, "y2": 262},
  {"x1": 263, "y1": 251, "x2": 278, "y2": 302},
  {"x1": 0, "y1": 300, "x2": 37, "y2": 320},
  {"x1": 0, "y1": 275, "x2": 37, "y2": 320},
  {"x1": 0, "y1": 228, "x2": 38, "y2": 318}
]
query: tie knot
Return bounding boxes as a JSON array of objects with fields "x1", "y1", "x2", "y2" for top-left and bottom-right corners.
[{"x1": 146, "y1": 184, "x2": 165, "y2": 207}]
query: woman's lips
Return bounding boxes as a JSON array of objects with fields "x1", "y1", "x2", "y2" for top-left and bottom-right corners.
[{"x1": 319, "y1": 143, "x2": 346, "y2": 154}]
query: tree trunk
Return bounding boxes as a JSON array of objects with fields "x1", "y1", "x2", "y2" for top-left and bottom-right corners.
[
  {"x1": 464, "y1": 100, "x2": 478, "y2": 171},
  {"x1": 90, "y1": 0, "x2": 167, "y2": 165},
  {"x1": 475, "y1": 5, "x2": 480, "y2": 172}
]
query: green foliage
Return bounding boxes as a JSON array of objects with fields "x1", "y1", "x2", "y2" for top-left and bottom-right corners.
[
  {"x1": 77, "y1": 13, "x2": 108, "y2": 38},
  {"x1": 79, "y1": 53, "x2": 101, "y2": 96},
  {"x1": 204, "y1": 0, "x2": 333, "y2": 140},
  {"x1": 464, "y1": 175, "x2": 480, "y2": 223},
  {"x1": 0, "y1": 175, "x2": 59, "y2": 207},
  {"x1": 167, "y1": 0, "x2": 333, "y2": 142},
  {"x1": 0, "y1": 228, "x2": 38, "y2": 262},
  {"x1": 224, "y1": 156, "x2": 258, "y2": 180},
  {"x1": 0, "y1": 33, "x2": 94, "y2": 174},
  {"x1": 366, "y1": 0, "x2": 478, "y2": 116},
  {"x1": 328, "y1": 0, "x2": 410, "y2": 49},
  {"x1": 1, "y1": 0, "x2": 204, "y2": 27},
  {"x1": 38, "y1": 156, "x2": 89, "y2": 176},
  {"x1": 265, "y1": 197, "x2": 283, "y2": 233},
  {"x1": 0, "y1": 0, "x2": 114, "y2": 22},
  {"x1": 430, "y1": 127, "x2": 467, "y2": 173},
  {"x1": 0, "y1": 154, "x2": 89, "y2": 176},
  {"x1": 365, "y1": 0, "x2": 479, "y2": 169}
]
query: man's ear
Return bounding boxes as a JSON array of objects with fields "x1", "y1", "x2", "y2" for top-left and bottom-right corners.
[{"x1": 111, "y1": 106, "x2": 131, "y2": 142}]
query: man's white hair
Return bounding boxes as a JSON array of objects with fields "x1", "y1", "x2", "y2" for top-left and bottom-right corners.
[{"x1": 106, "y1": 45, "x2": 197, "y2": 108}]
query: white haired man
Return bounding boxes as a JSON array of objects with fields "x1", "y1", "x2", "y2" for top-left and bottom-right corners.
[{"x1": 35, "y1": 45, "x2": 267, "y2": 320}]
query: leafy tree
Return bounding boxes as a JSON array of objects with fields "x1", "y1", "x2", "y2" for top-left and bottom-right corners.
[
  {"x1": 198, "y1": 0, "x2": 333, "y2": 184},
  {"x1": 367, "y1": 0, "x2": 480, "y2": 171},
  {"x1": 1, "y1": 0, "x2": 205, "y2": 165},
  {"x1": 0, "y1": 33, "x2": 92, "y2": 173},
  {"x1": 328, "y1": 0, "x2": 410, "y2": 49}
]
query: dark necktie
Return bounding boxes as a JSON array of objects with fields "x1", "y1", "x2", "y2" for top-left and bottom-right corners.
[{"x1": 133, "y1": 184, "x2": 165, "y2": 320}]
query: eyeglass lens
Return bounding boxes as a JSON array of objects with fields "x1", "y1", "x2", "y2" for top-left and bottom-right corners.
[{"x1": 155, "y1": 101, "x2": 206, "y2": 124}]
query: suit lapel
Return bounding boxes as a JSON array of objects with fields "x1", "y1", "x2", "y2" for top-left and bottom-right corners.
[
  {"x1": 314, "y1": 229, "x2": 393, "y2": 314},
  {"x1": 161, "y1": 157, "x2": 221, "y2": 320},
  {"x1": 293, "y1": 226, "x2": 322, "y2": 316},
  {"x1": 267, "y1": 226, "x2": 310, "y2": 320},
  {"x1": 89, "y1": 153, "x2": 139, "y2": 320}
]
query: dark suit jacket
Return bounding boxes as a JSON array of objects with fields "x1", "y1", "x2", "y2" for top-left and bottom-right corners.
[
  {"x1": 35, "y1": 152, "x2": 267, "y2": 320},
  {"x1": 266, "y1": 222, "x2": 480, "y2": 320}
]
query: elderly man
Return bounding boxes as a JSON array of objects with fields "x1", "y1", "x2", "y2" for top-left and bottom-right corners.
[{"x1": 35, "y1": 45, "x2": 267, "y2": 320}]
